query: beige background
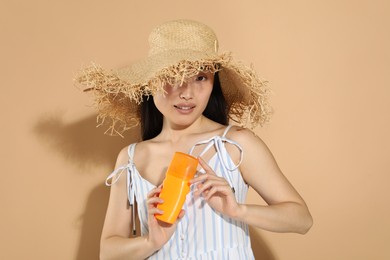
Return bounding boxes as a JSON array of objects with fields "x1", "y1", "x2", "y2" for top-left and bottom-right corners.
[{"x1": 1, "y1": 0, "x2": 389, "y2": 259}]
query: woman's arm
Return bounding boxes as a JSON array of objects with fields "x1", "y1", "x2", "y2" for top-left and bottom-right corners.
[
  {"x1": 100, "y1": 147, "x2": 183, "y2": 260},
  {"x1": 100, "y1": 147, "x2": 155, "y2": 260},
  {"x1": 192, "y1": 127, "x2": 313, "y2": 234},
  {"x1": 235, "y1": 128, "x2": 313, "y2": 234}
]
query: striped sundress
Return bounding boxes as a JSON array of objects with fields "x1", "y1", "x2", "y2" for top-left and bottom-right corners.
[{"x1": 106, "y1": 125, "x2": 255, "y2": 259}]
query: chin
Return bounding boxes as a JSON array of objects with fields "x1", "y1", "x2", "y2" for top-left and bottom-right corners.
[{"x1": 170, "y1": 118, "x2": 198, "y2": 128}]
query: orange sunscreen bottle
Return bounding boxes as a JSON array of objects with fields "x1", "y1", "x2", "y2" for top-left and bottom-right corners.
[{"x1": 156, "y1": 152, "x2": 198, "y2": 224}]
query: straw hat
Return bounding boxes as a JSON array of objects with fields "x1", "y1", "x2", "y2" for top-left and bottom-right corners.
[{"x1": 76, "y1": 19, "x2": 272, "y2": 136}]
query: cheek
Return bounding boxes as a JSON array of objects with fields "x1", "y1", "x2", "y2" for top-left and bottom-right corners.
[
  {"x1": 202, "y1": 86, "x2": 213, "y2": 103},
  {"x1": 153, "y1": 91, "x2": 172, "y2": 113},
  {"x1": 153, "y1": 94, "x2": 165, "y2": 111}
]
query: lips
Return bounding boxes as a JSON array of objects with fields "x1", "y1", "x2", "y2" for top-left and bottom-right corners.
[
  {"x1": 174, "y1": 105, "x2": 195, "y2": 110},
  {"x1": 174, "y1": 103, "x2": 196, "y2": 113}
]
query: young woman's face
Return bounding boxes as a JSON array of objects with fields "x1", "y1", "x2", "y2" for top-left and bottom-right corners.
[{"x1": 153, "y1": 72, "x2": 214, "y2": 128}]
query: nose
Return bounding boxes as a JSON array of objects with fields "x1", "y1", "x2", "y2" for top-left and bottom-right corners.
[{"x1": 178, "y1": 83, "x2": 193, "y2": 100}]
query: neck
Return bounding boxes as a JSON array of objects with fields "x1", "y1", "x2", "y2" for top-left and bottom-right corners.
[{"x1": 159, "y1": 116, "x2": 211, "y2": 143}]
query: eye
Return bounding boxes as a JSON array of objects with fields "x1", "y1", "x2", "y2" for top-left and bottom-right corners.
[{"x1": 195, "y1": 75, "x2": 207, "y2": 81}]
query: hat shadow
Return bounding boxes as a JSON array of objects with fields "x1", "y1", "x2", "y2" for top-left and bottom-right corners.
[
  {"x1": 32, "y1": 113, "x2": 140, "y2": 259},
  {"x1": 33, "y1": 113, "x2": 141, "y2": 168},
  {"x1": 33, "y1": 114, "x2": 275, "y2": 259}
]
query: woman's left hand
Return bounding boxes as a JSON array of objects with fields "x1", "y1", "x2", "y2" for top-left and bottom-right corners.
[{"x1": 190, "y1": 157, "x2": 242, "y2": 219}]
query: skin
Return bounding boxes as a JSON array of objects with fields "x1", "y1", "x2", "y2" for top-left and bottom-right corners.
[{"x1": 100, "y1": 72, "x2": 313, "y2": 259}]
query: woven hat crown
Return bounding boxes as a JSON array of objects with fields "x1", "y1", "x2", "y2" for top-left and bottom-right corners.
[
  {"x1": 148, "y1": 20, "x2": 219, "y2": 56},
  {"x1": 76, "y1": 19, "x2": 272, "y2": 136}
]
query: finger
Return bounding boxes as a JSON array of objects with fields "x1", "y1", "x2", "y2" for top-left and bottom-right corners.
[
  {"x1": 196, "y1": 178, "x2": 224, "y2": 194},
  {"x1": 147, "y1": 187, "x2": 162, "y2": 198},
  {"x1": 198, "y1": 156, "x2": 217, "y2": 175},
  {"x1": 204, "y1": 186, "x2": 217, "y2": 200},
  {"x1": 190, "y1": 170, "x2": 221, "y2": 184},
  {"x1": 148, "y1": 207, "x2": 164, "y2": 215},
  {"x1": 190, "y1": 172, "x2": 208, "y2": 184},
  {"x1": 204, "y1": 185, "x2": 232, "y2": 201},
  {"x1": 195, "y1": 179, "x2": 229, "y2": 197},
  {"x1": 177, "y1": 209, "x2": 185, "y2": 220},
  {"x1": 147, "y1": 197, "x2": 164, "y2": 206}
]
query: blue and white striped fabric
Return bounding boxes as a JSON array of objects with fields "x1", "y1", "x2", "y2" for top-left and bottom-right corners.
[{"x1": 106, "y1": 126, "x2": 255, "y2": 259}]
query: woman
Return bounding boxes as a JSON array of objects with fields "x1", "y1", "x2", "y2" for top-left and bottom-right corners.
[{"x1": 77, "y1": 19, "x2": 312, "y2": 260}]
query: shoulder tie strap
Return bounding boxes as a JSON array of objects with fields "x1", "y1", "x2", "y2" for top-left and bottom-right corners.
[
  {"x1": 105, "y1": 144, "x2": 137, "y2": 205},
  {"x1": 188, "y1": 126, "x2": 243, "y2": 193},
  {"x1": 104, "y1": 144, "x2": 137, "y2": 234},
  {"x1": 222, "y1": 124, "x2": 233, "y2": 137},
  {"x1": 189, "y1": 126, "x2": 243, "y2": 171}
]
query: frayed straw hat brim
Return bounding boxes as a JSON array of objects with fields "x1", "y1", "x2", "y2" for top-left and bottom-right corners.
[{"x1": 75, "y1": 20, "x2": 272, "y2": 136}]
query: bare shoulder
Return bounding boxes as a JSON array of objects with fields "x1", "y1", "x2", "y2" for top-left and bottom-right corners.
[
  {"x1": 226, "y1": 126, "x2": 269, "y2": 152},
  {"x1": 116, "y1": 145, "x2": 130, "y2": 165},
  {"x1": 114, "y1": 141, "x2": 153, "y2": 167},
  {"x1": 226, "y1": 126, "x2": 279, "y2": 180},
  {"x1": 222, "y1": 126, "x2": 268, "y2": 167}
]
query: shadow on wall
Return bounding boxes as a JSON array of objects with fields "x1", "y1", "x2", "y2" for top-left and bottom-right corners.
[
  {"x1": 33, "y1": 114, "x2": 141, "y2": 168},
  {"x1": 75, "y1": 183, "x2": 109, "y2": 260},
  {"x1": 33, "y1": 114, "x2": 275, "y2": 259},
  {"x1": 250, "y1": 227, "x2": 276, "y2": 260}
]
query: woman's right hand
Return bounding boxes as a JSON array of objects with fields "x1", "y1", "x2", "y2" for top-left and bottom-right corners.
[{"x1": 145, "y1": 186, "x2": 184, "y2": 251}]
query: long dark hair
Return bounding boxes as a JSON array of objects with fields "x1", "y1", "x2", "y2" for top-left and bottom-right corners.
[{"x1": 140, "y1": 72, "x2": 228, "y2": 140}]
